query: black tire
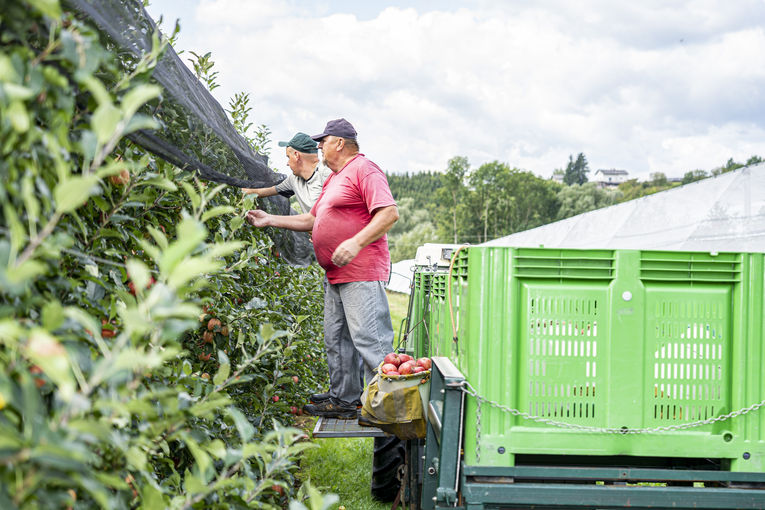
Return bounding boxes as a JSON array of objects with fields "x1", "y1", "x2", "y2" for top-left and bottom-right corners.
[{"x1": 371, "y1": 436, "x2": 406, "y2": 502}]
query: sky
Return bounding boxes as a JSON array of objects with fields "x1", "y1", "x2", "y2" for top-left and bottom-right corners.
[{"x1": 145, "y1": 0, "x2": 765, "y2": 180}]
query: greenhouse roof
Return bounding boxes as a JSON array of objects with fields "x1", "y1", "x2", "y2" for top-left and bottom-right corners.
[{"x1": 483, "y1": 163, "x2": 765, "y2": 252}]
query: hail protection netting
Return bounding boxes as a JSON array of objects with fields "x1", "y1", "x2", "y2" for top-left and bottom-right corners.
[{"x1": 64, "y1": 0, "x2": 313, "y2": 265}]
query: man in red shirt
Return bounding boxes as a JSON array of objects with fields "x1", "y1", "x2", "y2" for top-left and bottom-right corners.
[{"x1": 246, "y1": 119, "x2": 399, "y2": 418}]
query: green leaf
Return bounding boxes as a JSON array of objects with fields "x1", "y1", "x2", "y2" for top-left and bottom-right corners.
[
  {"x1": 54, "y1": 175, "x2": 100, "y2": 213},
  {"x1": 91, "y1": 103, "x2": 122, "y2": 144},
  {"x1": 181, "y1": 182, "x2": 201, "y2": 210},
  {"x1": 3, "y1": 83, "x2": 34, "y2": 101},
  {"x1": 213, "y1": 357, "x2": 230, "y2": 386},
  {"x1": 126, "y1": 445, "x2": 148, "y2": 471},
  {"x1": 126, "y1": 259, "x2": 150, "y2": 292},
  {"x1": 204, "y1": 439, "x2": 227, "y2": 460},
  {"x1": 201, "y1": 205, "x2": 236, "y2": 223},
  {"x1": 168, "y1": 256, "x2": 220, "y2": 288},
  {"x1": 230, "y1": 215, "x2": 244, "y2": 231},
  {"x1": 139, "y1": 482, "x2": 166, "y2": 509},
  {"x1": 3, "y1": 204, "x2": 24, "y2": 255},
  {"x1": 121, "y1": 84, "x2": 161, "y2": 119},
  {"x1": 79, "y1": 74, "x2": 111, "y2": 106},
  {"x1": 188, "y1": 395, "x2": 232, "y2": 417},
  {"x1": 123, "y1": 113, "x2": 159, "y2": 135},
  {"x1": 206, "y1": 241, "x2": 245, "y2": 259},
  {"x1": 0, "y1": 319, "x2": 22, "y2": 347},
  {"x1": 183, "y1": 468, "x2": 206, "y2": 496},
  {"x1": 41, "y1": 300, "x2": 64, "y2": 331},
  {"x1": 7, "y1": 101, "x2": 30, "y2": 132},
  {"x1": 226, "y1": 407, "x2": 254, "y2": 442},
  {"x1": 138, "y1": 177, "x2": 177, "y2": 191},
  {"x1": 181, "y1": 434, "x2": 211, "y2": 478},
  {"x1": 7, "y1": 259, "x2": 46, "y2": 284},
  {"x1": 24, "y1": 330, "x2": 76, "y2": 401},
  {"x1": 27, "y1": 0, "x2": 62, "y2": 18},
  {"x1": 95, "y1": 160, "x2": 129, "y2": 179},
  {"x1": 159, "y1": 217, "x2": 206, "y2": 273},
  {"x1": 147, "y1": 226, "x2": 168, "y2": 251}
]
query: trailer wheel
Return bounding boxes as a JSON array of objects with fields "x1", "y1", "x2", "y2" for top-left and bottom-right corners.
[{"x1": 371, "y1": 436, "x2": 405, "y2": 501}]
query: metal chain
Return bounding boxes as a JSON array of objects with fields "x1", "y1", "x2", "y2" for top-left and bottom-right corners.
[
  {"x1": 460, "y1": 381, "x2": 765, "y2": 435},
  {"x1": 475, "y1": 392, "x2": 481, "y2": 463}
]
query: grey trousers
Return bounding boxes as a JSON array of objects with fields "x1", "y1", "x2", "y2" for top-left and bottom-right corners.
[{"x1": 323, "y1": 277, "x2": 394, "y2": 403}]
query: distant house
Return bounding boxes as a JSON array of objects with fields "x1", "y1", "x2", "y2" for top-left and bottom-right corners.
[{"x1": 593, "y1": 169, "x2": 629, "y2": 188}]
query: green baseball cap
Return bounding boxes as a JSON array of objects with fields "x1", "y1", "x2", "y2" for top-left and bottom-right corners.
[{"x1": 277, "y1": 132, "x2": 318, "y2": 154}]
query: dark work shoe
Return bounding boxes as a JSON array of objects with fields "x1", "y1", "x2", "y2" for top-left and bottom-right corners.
[
  {"x1": 310, "y1": 392, "x2": 362, "y2": 408},
  {"x1": 357, "y1": 414, "x2": 377, "y2": 428},
  {"x1": 302, "y1": 398, "x2": 357, "y2": 419},
  {"x1": 310, "y1": 391, "x2": 331, "y2": 403}
]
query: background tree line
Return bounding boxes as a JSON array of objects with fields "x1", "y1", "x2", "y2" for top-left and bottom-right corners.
[{"x1": 385, "y1": 153, "x2": 764, "y2": 262}]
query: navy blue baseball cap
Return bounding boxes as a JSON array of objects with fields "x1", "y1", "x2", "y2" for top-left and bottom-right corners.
[{"x1": 311, "y1": 118, "x2": 358, "y2": 141}]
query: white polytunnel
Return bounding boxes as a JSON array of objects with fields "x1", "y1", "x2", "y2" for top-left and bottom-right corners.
[{"x1": 483, "y1": 163, "x2": 765, "y2": 252}]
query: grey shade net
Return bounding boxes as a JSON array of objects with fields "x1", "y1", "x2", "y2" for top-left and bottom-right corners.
[{"x1": 64, "y1": 0, "x2": 313, "y2": 265}]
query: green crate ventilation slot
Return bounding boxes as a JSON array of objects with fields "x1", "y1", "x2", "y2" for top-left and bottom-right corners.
[
  {"x1": 413, "y1": 271, "x2": 433, "y2": 295},
  {"x1": 648, "y1": 296, "x2": 728, "y2": 424},
  {"x1": 640, "y1": 251, "x2": 742, "y2": 282},
  {"x1": 452, "y1": 248, "x2": 469, "y2": 278},
  {"x1": 513, "y1": 249, "x2": 615, "y2": 280},
  {"x1": 432, "y1": 273, "x2": 447, "y2": 300},
  {"x1": 526, "y1": 295, "x2": 601, "y2": 422}
]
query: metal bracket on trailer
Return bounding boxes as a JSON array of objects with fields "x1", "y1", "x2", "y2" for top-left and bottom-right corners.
[{"x1": 420, "y1": 356, "x2": 466, "y2": 509}]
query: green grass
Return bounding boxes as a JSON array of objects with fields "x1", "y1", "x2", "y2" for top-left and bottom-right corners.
[
  {"x1": 386, "y1": 290, "x2": 411, "y2": 348},
  {"x1": 299, "y1": 437, "x2": 389, "y2": 510}
]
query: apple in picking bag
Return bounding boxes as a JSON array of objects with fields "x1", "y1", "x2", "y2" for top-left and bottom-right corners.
[
  {"x1": 398, "y1": 361, "x2": 416, "y2": 375},
  {"x1": 416, "y1": 357, "x2": 432, "y2": 370},
  {"x1": 383, "y1": 352, "x2": 401, "y2": 367}
]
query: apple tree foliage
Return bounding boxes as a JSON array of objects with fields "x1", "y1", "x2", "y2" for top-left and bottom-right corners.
[{"x1": 0, "y1": 1, "x2": 331, "y2": 508}]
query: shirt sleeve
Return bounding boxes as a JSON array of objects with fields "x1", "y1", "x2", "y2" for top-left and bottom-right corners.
[
  {"x1": 358, "y1": 164, "x2": 396, "y2": 214},
  {"x1": 275, "y1": 175, "x2": 295, "y2": 197}
]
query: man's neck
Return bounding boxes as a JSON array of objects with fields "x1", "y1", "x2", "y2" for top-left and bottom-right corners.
[
  {"x1": 298, "y1": 162, "x2": 319, "y2": 180},
  {"x1": 333, "y1": 152, "x2": 360, "y2": 172}
]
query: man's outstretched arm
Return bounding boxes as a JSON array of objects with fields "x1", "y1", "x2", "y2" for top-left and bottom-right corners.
[
  {"x1": 245, "y1": 210, "x2": 315, "y2": 232},
  {"x1": 241, "y1": 186, "x2": 278, "y2": 197}
]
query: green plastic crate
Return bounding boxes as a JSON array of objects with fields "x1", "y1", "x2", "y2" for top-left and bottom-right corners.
[{"x1": 411, "y1": 246, "x2": 765, "y2": 471}]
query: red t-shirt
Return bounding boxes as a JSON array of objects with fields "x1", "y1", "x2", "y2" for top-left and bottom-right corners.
[{"x1": 310, "y1": 154, "x2": 396, "y2": 284}]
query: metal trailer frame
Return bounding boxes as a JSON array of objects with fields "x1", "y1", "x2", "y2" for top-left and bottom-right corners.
[{"x1": 414, "y1": 356, "x2": 765, "y2": 509}]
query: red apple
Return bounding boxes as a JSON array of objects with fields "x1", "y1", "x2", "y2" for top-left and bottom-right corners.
[
  {"x1": 416, "y1": 357, "x2": 432, "y2": 370},
  {"x1": 413, "y1": 366, "x2": 426, "y2": 373},
  {"x1": 383, "y1": 352, "x2": 401, "y2": 367},
  {"x1": 399, "y1": 361, "x2": 415, "y2": 375},
  {"x1": 381, "y1": 363, "x2": 398, "y2": 374},
  {"x1": 398, "y1": 354, "x2": 413, "y2": 363},
  {"x1": 386, "y1": 371, "x2": 400, "y2": 376}
]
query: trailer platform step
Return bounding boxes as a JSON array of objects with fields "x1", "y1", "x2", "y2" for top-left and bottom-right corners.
[{"x1": 312, "y1": 416, "x2": 387, "y2": 438}]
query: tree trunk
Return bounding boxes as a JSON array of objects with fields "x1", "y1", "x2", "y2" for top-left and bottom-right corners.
[{"x1": 452, "y1": 190, "x2": 458, "y2": 243}]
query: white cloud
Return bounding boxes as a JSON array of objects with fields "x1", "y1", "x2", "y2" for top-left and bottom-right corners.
[
  {"x1": 195, "y1": 0, "x2": 290, "y2": 27},
  {"x1": 151, "y1": 0, "x2": 765, "y2": 179}
]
